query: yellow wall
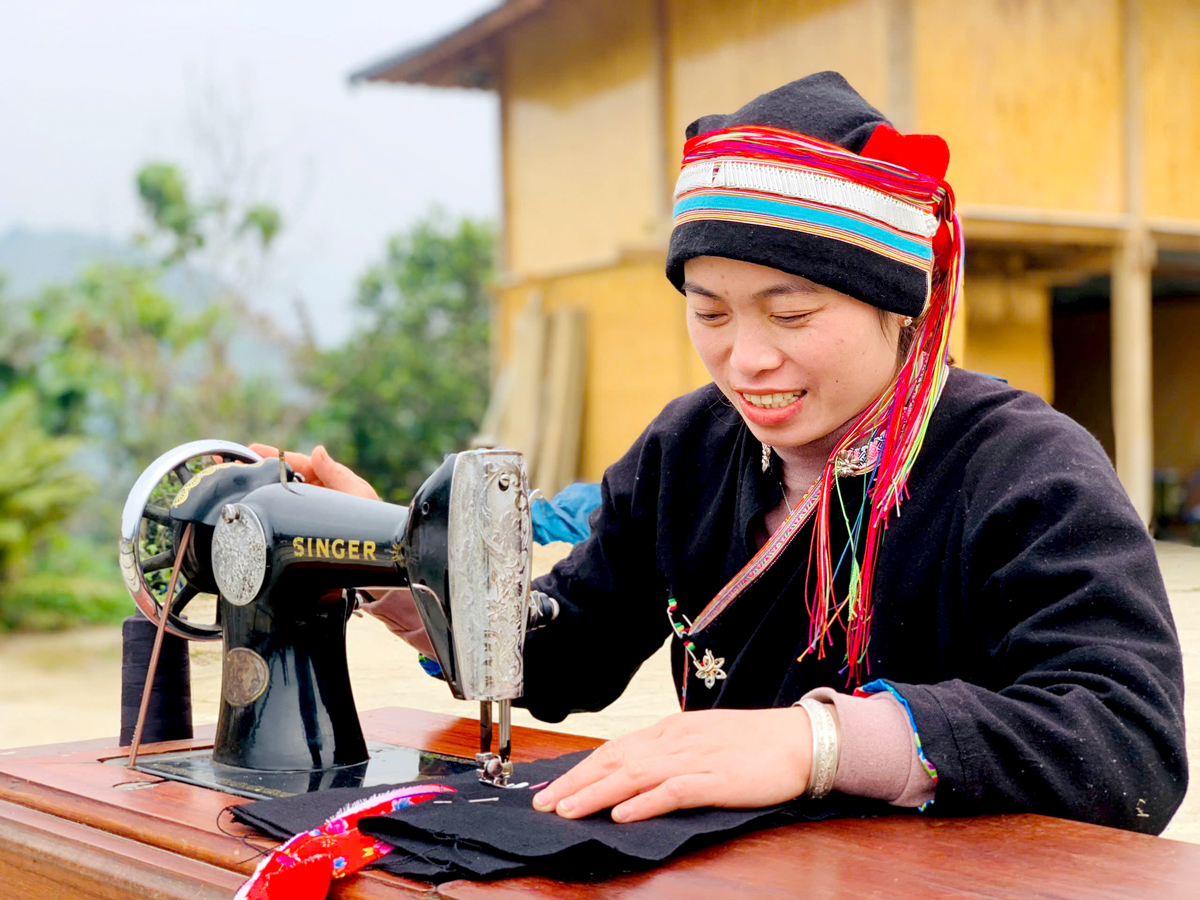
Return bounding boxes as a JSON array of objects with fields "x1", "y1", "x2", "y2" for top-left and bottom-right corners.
[
  {"x1": 1143, "y1": 0, "x2": 1200, "y2": 219},
  {"x1": 965, "y1": 321, "x2": 1054, "y2": 402},
  {"x1": 497, "y1": 260, "x2": 706, "y2": 480},
  {"x1": 961, "y1": 276, "x2": 1054, "y2": 400},
  {"x1": 915, "y1": 0, "x2": 1123, "y2": 212},
  {"x1": 667, "y1": 0, "x2": 891, "y2": 179},
  {"x1": 503, "y1": 0, "x2": 659, "y2": 276}
]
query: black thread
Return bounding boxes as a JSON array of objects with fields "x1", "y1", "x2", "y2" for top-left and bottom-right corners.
[{"x1": 119, "y1": 614, "x2": 193, "y2": 746}]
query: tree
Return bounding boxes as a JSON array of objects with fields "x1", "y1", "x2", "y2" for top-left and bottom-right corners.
[
  {"x1": 303, "y1": 213, "x2": 494, "y2": 502},
  {"x1": 0, "y1": 390, "x2": 127, "y2": 629},
  {"x1": 24, "y1": 262, "x2": 292, "y2": 475},
  {"x1": 0, "y1": 163, "x2": 297, "y2": 628}
]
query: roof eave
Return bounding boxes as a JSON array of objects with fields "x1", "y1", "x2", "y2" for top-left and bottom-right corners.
[{"x1": 349, "y1": 0, "x2": 548, "y2": 90}]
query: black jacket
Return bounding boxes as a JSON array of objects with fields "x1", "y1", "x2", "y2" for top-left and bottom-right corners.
[{"x1": 522, "y1": 368, "x2": 1187, "y2": 834}]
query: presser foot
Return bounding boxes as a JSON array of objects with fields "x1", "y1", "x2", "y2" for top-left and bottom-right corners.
[{"x1": 475, "y1": 752, "x2": 527, "y2": 789}]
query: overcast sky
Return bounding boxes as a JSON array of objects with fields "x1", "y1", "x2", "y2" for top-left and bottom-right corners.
[{"x1": 0, "y1": 0, "x2": 499, "y2": 345}]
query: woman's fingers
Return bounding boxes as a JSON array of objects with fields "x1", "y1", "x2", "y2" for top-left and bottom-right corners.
[
  {"x1": 238, "y1": 443, "x2": 378, "y2": 500},
  {"x1": 247, "y1": 443, "x2": 319, "y2": 483},
  {"x1": 311, "y1": 445, "x2": 379, "y2": 501},
  {"x1": 611, "y1": 773, "x2": 723, "y2": 823},
  {"x1": 532, "y1": 728, "x2": 664, "y2": 813},
  {"x1": 551, "y1": 753, "x2": 695, "y2": 820}
]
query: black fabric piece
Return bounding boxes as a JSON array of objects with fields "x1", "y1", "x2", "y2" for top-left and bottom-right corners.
[
  {"x1": 230, "y1": 778, "x2": 513, "y2": 881},
  {"x1": 520, "y1": 369, "x2": 1188, "y2": 835},
  {"x1": 362, "y1": 753, "x2": 785, "y2": 867},
  {"x1": 664, "y1": 71, "x2": 930, "y2": 316},
  {"x1": 233, "y1": 751, "x2": 880, "y2": 883}
]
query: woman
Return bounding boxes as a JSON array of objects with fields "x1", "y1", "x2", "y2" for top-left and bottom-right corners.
[{"x1": 264, "y1": 73, "x2": 1186, "y2": 834}]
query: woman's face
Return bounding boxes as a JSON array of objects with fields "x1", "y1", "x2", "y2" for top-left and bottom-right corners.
[{"x1": 684, "y1": 256, "x2": 902, "y2": 450}]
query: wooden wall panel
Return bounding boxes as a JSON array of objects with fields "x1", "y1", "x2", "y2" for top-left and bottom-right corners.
[
  {"x1": 915, "y1": 0, "x2": 1122, "y2": 212},
  {"x1": 667, "y1": 0, "x2": 890, "y2": 163},
  {"x1": 965, "y1": 319, "x2": 1054, "y2": 403},
  {"x1": 963, "y1": 276, "x2": 1053, "y2": 400},
  {"x1": 503, "y1": 0, "x2": 659, "y2": 276},
  {"x1": 1143, "y1": 0, "x2": 1200, "y2": 220}
]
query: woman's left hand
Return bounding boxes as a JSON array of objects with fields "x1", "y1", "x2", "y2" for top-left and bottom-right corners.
[{"x1": 531, "y1": 707, "x2": 813, "y2": 823}]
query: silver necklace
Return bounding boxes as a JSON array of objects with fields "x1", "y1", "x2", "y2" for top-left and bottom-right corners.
[{"x1": 779, "y1": 478, "x2": 796, "y2": 511}]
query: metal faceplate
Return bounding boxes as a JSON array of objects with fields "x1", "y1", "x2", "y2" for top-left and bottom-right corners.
[
  {"x1": 446, "y1": 450, "x2": 532, "y2": 702},
  {"x1": 212, "y1": 503, "x2": 267, "y2": 606}
]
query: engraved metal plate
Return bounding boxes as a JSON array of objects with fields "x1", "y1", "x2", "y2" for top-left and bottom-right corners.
[
  {"x1": 222, "y1": 647, "x2": 269, "y2": 707},
  {"x1": 447, "y1": 450, "x2": 532, "y2": 702},
  {"x1": 212, "y1": 503, "x2": 267, "y2": 606}
]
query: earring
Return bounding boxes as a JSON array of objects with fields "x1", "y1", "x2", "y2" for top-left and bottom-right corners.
[
  {"x1": 761, "y1": 442, "x2": 772, "y2": 474},
  {"x1": 900, "y1": 316, "x2": 914, "y2": 327}
]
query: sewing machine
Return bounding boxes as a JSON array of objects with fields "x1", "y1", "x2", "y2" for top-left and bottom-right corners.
[{"x1": 117, "y1": 440, "x2": 557, "y2": 799}]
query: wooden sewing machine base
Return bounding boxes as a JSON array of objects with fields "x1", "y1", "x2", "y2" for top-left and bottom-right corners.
[{"x1": 2, "y1": 707, "x2": 1198, "y2": 899}]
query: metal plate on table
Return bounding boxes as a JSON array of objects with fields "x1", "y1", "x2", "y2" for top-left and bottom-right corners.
[{"x1": 110, "y1": 741, "x2": 476, "y2": 801}]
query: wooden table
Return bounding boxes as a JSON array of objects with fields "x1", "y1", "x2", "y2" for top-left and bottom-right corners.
[{"x1": 1, "y1": 708, "x2": 1197, "y2": 899}]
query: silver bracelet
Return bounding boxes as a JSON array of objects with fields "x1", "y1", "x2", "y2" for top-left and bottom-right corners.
[{"x1": 796, "y1": 698, "x2": 840, "y2": 800}]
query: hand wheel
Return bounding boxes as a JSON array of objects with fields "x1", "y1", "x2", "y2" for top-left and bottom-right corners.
[{"x1": 119, "y1": 440, "x2": 262, "y2": 640}]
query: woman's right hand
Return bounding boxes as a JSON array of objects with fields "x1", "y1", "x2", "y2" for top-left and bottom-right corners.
[{"x1": 248, "y1": 443, "x2": 380, "y2": 501}]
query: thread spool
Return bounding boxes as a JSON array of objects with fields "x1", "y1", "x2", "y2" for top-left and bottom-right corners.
[{"x1": 120, "y1": 613, "x2": 193, "y2": 746}]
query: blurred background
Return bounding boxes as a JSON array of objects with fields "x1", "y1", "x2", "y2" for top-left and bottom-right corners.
[{"x1": 1, "y1": 0, "x2": 1198, "y2": 839}]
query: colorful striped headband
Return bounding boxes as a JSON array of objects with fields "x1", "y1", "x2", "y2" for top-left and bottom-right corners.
[{"x1": 666, "y1": 124, "x2": 956, "y2": 317}]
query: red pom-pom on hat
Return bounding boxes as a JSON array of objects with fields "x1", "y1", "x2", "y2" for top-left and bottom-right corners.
[{"x1": 860, "y1": 123, "x2": 949, "y2": 181}]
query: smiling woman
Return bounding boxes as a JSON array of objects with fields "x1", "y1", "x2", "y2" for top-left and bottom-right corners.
[
  {"x1": 682, "y1": 257, "x2": 903, "y2": 494},
  {"x1": 294, "y1": 71, "x2": 1187, "y2": 836}
]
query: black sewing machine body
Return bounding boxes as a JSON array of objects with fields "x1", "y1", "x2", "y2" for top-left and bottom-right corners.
[
  {"x1": 174, "y1": 469, "x2": 413, "y2": 770},
  {"x1": 120, "y1": 441, "x2": 544, "y2": 792}
]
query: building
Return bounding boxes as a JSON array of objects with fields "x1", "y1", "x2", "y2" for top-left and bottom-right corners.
[{"x1": 354, "y1": 0, "x2": 1200, "y2": 522}]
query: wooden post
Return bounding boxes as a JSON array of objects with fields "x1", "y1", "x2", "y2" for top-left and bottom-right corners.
[
  {"x1": 1112, "y1": 0, "x2": 1154, "y2": 525},
  {"x1": 1111, "y1": 232, "x2": 1155, "y2": 524}
]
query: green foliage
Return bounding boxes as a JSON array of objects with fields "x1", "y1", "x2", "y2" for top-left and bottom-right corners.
[
  {"x1": 12, "y1": 261, "x2": 290, "y2": 470},
  {"x1": 304, "y1": 213, "x2": 494, "y2": 502},
  {"x1": 137, "y1": 163, "x2": 204, "y2": 261},
  {"x1": 0, "y1": 161, "x2": 296, "y2": 630},
  {"x1": 135, "y1": 162, "x2": 282, "y2": 263},
  {"x1": 0, "y1": 391, "x2": 124, "y2": 630},
  {"x1": 240, "y1": 204, "x2": 282, "y2": 249}
]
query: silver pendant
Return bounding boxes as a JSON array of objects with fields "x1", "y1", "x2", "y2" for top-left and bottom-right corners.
[{"x1": 693, "y1": 648, "x2": 727, "y2": 689}]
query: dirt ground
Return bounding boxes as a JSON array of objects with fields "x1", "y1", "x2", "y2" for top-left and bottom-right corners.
[{"x1": 2, "y1": 541, "x2": 1197, "y2": 843}]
